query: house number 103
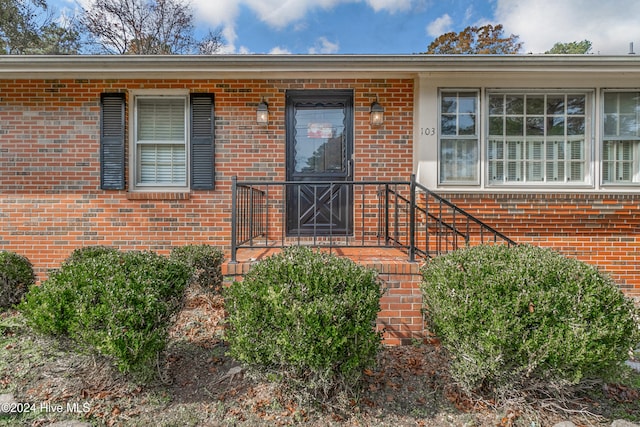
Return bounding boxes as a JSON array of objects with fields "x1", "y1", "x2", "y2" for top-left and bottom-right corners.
[{"x1": 421, "y1": 127, "x2": 436, "y2": 136}]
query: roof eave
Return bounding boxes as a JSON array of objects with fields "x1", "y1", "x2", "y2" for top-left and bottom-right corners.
[{"x1": 1, "y1": 54, "x2": 640, "y2": 79}]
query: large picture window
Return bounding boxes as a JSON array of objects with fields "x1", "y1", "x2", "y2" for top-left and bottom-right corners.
[
  {"x1": 439, "y1": 91, "x2": 479, "y2": 184},
  {"x1": 603, "y1": 91, "x2": 640, "y2": 185},
  {"x1": 487, "y1": 93, "x2": 588, "y2": 185}
]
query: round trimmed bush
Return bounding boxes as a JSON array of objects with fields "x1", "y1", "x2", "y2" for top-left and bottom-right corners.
[
  {"x1": 0, "y1": 251, "x2": 36, "y2": 310},
  {"x1": 20, "y1": 250, "x2": 191, "y2": 379},
  {"x1": 224, "y1": 246, "x2": 383, "y2": 400},
  {"x1": 421, "y1": 244, "x2": 640, "y2": 396},
  {"x1": 170, "y1": 244, "x2": 224, "y2": 292},
  {"x1": 63, "y1": 245, "x2": 118, "y2": 266}
]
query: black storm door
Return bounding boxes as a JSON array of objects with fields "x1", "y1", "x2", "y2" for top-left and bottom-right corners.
[{"x1": 286, "y1": 90, "x2": 354, "y2": 236}]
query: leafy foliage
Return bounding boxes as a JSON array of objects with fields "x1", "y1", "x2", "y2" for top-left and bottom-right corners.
[
  {"x1": 0, "y1": 251, "x2": 36, "y2": 310},
  {"x1": 0, "y1": 0, "x2": 80, "y2": 54},
  {"x1": 421, "y1": 244, "x2": 640, "y2": 397},
  {"x1": 170, "y1": 244, "x2": 224, "y2": 293},
  {"x1": 20, "y1": 249, "x2": 191, "y2": 379},
  {"x1": 425, "y1": 24, "x2": 522, "y2": 55},
  {"x1": 545, "y1": 40, "x2": 592, "y2": 54},
  {"x1": 63, "y1": 245, "x2": 119, "y2": 266},
  {"x1": 225, "y1": 246, "x2": 383, "y2": 401}
]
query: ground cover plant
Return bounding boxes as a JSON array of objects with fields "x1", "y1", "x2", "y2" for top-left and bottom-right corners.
[
  {"x1": 224, "y1": 246, "x2": 383, "y2": 403},
  {"x1": 420, "y1": 244, "x2": 640, "y2": 403}
]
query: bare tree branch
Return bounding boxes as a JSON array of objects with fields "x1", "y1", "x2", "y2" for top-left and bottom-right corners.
[{"x1": 81, "y1": 0, "x2": 222, "y2": 55}]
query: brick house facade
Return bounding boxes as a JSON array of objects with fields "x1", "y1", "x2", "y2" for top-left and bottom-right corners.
[{"x1": 1, "y1": 56, "x2": 639, "y2": 337}]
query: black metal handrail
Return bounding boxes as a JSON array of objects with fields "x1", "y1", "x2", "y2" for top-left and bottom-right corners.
[{"x1": 230, "y1": 175, "x2": 515, "y2": 263}]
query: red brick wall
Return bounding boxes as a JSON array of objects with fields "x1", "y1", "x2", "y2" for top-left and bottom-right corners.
[
  {"x1": 0, "y1": 78, "x2": 414, "y2": 280},
  {"x1": 440, "y1": 193, "x2": 640, "y2": 300}
]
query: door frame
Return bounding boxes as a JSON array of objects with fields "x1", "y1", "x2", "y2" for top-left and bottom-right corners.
[{"x1": 285, "y1": 89, "x2": 354, "y2": 236}]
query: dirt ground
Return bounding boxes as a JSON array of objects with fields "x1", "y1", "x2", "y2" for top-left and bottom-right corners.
[{"x1": 1, "y1": 284, "x2": 639, "y2": 426}]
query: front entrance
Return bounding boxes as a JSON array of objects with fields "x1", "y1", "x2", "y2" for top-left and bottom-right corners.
[{"x1": 285, "y1": 90, "x2": 354, "y2": 236}]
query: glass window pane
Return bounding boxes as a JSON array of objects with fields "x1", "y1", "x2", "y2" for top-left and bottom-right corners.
[
  {"x1": 294, "y1": 107, "x2": 345, "y2": 174},
  {"x1": 441, "y1": 94, "x2": 457, "y2": 114},
  {"x1": 604, "y1": 115, "x2": 618, "y2": 136},
  {"x1": 547, "y1": 96, "x2": 565, "y2": 115},
  {"x1": 619, "y1": 115, "x2": 639, "y2": 136},
  {"x1": 488, "y1": 140, "x2": 504, "y2": 160},
  {"x1": 604, "y1": 92, "x2": 618, "y2": 114},
  {"x1": 619, "y1": 92, "x2": 639, "y2": 113},
  {"x1": 489, "y1": 116, "x2": 503, "y2": 135},
  {"x1": 458, "y1": 114, "x2": 476, "y2": 135},
  {"x1": 526, "y1": 95, "x2": 544, "y2": 115},
  {"x1": 138, "y1": 98, "x2": 185, "y2": 141},
  {"x1": 602, "y1": 140, "x2": 637, "y2": 183},
  {"x1": 458, "y1": 96, "x2": 476, "y2": 114},
  {"x1": 138, "y1": 144, "x2": 186, "y2": 185},
  {"x1": 547, "y1": 117, "x2": 565, "y2": 136},
  {"x1": 526, "y1": 117, "x2": 544, "y2": 136},
  {"x1": 135, "y1": 97, "x2": 187, "y2": 187},
  {"x1": 505, "y1": 96, "x2": 524, "y2": 115},
  {"x1": 506, "y1": 117, "x2": 523, "y2": 136},
  {"x1": 567, "y1": 95, "x2": 585, "y2": 115},
  {"x1": 489, "y1": 95, "x2": 503, "y2": 115},
  {"x1": 567, "y1": 117, "x2": 585, "y2": 136},
  {"x1": 440, "y1": 139, "x2": 478, "y2": 182},
  {"x1": 441, "y1": 115, "x2": 457, "y2": 135}
]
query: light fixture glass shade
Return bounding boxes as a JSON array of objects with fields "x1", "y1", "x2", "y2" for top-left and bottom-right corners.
[
  {"x1": 370, "y1": 101, "x2": 384, "y2": 126},
  {"x1": 257, "y1": 100, "x2": 269, "y2": 124}
]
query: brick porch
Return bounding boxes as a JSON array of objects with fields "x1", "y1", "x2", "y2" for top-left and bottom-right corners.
[{"x1": 223, "y1": 247, "x2": 424, "y2": 346}]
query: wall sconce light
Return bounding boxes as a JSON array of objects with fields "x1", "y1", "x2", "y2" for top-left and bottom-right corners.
[
  {"x1": 257, "y1": 100, "x2": 269, "y2": 125},
  {"x1": 370, "y1": 99, "x2": 384, "y2": 126}
]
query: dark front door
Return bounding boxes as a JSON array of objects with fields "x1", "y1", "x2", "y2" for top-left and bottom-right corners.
[{"x1": 286, "y1": 90, "x2": 354, "y2": 236}]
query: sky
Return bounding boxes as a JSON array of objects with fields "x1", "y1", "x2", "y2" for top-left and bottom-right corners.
[{"x1": 58, "y1": 0, "x2": 640, "y2": 55}]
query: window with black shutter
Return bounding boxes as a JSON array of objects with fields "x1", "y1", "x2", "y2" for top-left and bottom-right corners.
[
  {"x1": 102, "y1": 91, "x2": 215, "y2": 192},
  {"x1": 100, "y1": 93, "x2": 126, "y2": 190},
  {"x1": 190, "y1": 94, "x2": 215, "y2": 190}
]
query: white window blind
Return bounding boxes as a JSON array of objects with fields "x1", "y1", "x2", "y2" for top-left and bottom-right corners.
[
  {"x1": 603, "y1": 92, "x2": 640, "y2": 184},
  {"x1": 488, "y1": 93, "x2": 588, "y2": 185},
  {"x1": 135, "y1": 97, "x2": 187, "y2": 186}
]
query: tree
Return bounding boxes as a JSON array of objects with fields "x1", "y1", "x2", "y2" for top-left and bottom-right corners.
[
  {"x1": 0, "y1": 0, "x2": 80, "y2": 54},
  {"x1": 545, "y1": 40, "x2": 592, "y2": 54},
  {"x1": 81, "y1": 0, "x2": 223, "y2": 54},
  {"x1": 424, "y1": 24, "x2": 522, "y2": 55}
]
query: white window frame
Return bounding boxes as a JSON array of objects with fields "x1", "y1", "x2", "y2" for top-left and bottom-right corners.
[
  {"x1": 438, "y1": 90, "x2": 480, "y2": 186},
  {"x1": 485, "y1": 90, "x2": 593, "y2": 188},
  {"x1": 601, "y1": 90, "x2": 640, "y2": 186},
  {"x1": 129, "y1": 90, "x2": 190, "y2": 192}
]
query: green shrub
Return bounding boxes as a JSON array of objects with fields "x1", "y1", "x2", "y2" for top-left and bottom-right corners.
[
  {"x1": 64, "y1": 245, "x2": 118, "y2": 265},
  {"x1": 225, "y1": 246, "x2": 383, "y2": 401},
  {"x1": 20, "y1": 250, "x2": 191, "y2": 379},
  {"x1": 170, "y1": 244, "x2": 224, "y2": 292},
  {"x1": 0, "y1": 251, "x2": 36, "y2": 310},
  {"x1": 421, "y1": 244, "x2": 640, "y2": 397}
]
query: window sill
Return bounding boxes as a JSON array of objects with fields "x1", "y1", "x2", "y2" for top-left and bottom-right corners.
[{"x1": 126, "y1": 192, "x2": 191, "y2": 201}]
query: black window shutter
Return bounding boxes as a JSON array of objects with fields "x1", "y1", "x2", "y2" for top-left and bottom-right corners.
[
  {"x1": 190, "y1": 94, "x2": 215, "y2": 190},
  {"x1": 100, "y1": 93, "x2": 126, "y2": 190}
]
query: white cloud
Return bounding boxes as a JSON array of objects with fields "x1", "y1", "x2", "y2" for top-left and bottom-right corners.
[
  {"x1": 308, "y1": 36, "x2": 340, "y2": 54},
  {"x1": 426, "y1": 14, "x2": 453, "y2": 37},
  {"x1": 365, "y1": 0, "x2": 413, "y2": 13},
  {"x1": 496, "y1": 0, "x2": 639, "y2": 54},
  {"x1": 270, "y1": 46, "x2": 293, "y2": 54}
]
